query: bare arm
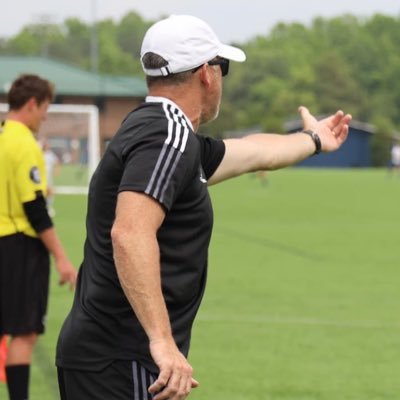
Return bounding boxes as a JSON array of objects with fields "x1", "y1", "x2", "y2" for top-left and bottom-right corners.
[
  {"x1": 208, "y1": 107, "x2": 352, "y2": 185},
  {"x1": 39, "y1": 227, "x2": 77, "y2": 288},
  {"x1": 111, "y1": 191, "x2": 198, "y2": 400}
]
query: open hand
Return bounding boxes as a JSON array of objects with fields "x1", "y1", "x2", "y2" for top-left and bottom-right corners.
[{"x1": 299, "y1": 106, "x2": 352, "y2": 152}]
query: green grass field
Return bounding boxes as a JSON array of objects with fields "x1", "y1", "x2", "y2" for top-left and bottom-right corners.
[{"x1": 1, "y1": 168, "x2": 400, "y2": 400}]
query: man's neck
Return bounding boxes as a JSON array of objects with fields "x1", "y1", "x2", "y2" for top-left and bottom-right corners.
[
  {"x1": 148, "y1": 86, "x2": 202, "y2": 132},
  {"x1": 7, "y1": 110, "x2": 28, "y2": 126},
  {"x1": 6, "y1": 110, "x2": 34, "y2": 134}
]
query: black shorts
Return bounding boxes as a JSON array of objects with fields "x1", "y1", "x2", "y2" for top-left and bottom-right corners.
[
  {"x1": 0, "y1": 233, "x2": 50, "y2": 335},
  {"x1": 57, "y1": 360, "x2": 157, "y2": 400}
]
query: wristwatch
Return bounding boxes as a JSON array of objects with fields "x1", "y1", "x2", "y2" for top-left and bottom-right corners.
[{"x1": 302, "y1": 129, "x2": 321, "y2": 155}]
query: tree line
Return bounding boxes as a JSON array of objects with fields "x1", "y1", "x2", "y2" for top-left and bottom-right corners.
[{"x1": 1, "y1": 11, "x2": 399, "y2": 165}]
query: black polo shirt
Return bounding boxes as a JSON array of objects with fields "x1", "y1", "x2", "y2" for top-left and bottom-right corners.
[{"x1": 56, "y1": 96, "x2": 225, "y2": 373}]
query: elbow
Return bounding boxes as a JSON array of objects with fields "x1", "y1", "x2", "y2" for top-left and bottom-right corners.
[
  {"x1": 111, "y1": 221, "x2": 145, "y2": 253},
  {"x1": 111, "y1": 223, "x2": 126, "y2": 251},
  {"x1": 111, "y1": 223, "x2": 134, "y2": 267}
]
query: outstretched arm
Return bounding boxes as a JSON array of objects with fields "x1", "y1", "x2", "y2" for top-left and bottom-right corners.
[{"x1": 208, "y1": 107, "x2": 352, "y2": 185}]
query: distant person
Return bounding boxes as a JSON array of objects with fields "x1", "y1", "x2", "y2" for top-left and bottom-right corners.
[
  {"x1": 56, "y1": 15, "x2": 351, "y2": 400},
  {"x1": 41, "y1": 138, "x2": 60, "y2": 217},
  {"x1": 0, "y1": 74, "x2": 77, "y2": 400},
  {"x1": 389, "y1": 142, "x2": 400, "y2": 177}
]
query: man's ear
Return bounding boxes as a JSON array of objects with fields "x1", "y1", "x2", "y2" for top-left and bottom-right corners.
[
  {"x1": 199, "y1": 64, "x2": 212, "y2": 88},
  {"x1": 26, "y1": 97, "x2": 38, "y2": 111}
]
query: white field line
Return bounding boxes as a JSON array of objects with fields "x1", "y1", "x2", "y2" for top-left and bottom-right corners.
[
  {"x1": 196, "y1": 314, "x2": 400, "y2": 329},
  {"x1": 54, "y1": 185, "x2": 88, "y2": 195}
]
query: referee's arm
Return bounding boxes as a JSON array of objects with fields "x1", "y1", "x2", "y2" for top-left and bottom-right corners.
[{"x1": 23, "y1": 192, "x2": 77, "y2": 288}]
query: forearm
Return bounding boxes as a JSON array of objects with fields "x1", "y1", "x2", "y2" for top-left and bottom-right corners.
[
  {"x1": 112, "y1": 228, "x2": 173, "y2": 343},
  {"x1": 38, "y1": 226, "x2": 68, "y2": 261},
  {"x1": 242, "y1": 132, "x2": 316, "y2": 170},
  {"x1": 209, "y1": 132, "x2": 315, "y2": 185}
]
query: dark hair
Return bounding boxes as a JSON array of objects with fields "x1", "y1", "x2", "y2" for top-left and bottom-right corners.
[
  {"x1": 8, "y1": 74, "x2": 55, "y2": 110},
  {"x1": 141, "y1": 52, "x2": 193, "y2": 87}
]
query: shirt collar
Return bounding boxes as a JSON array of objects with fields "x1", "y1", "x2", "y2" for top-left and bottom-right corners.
[
  {"x1": 4, "y1": 119, "x2": 34, "y2": 137},
  {"x1": 145, "y1": 96, "x2": 194, "y2": 131}
]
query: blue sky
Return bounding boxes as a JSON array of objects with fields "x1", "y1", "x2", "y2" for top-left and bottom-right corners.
[{"x1": 2, "y1": 0, "x2": 399, "y2": 42}]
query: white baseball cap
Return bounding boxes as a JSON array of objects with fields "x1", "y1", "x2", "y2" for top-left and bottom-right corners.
[{"x1": 140, "y1": 15, "x2": 246, "y2": 77}]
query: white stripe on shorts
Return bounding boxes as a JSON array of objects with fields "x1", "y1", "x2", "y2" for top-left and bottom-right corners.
[{"x1": 131, "y1": 360, "x2": 157, "y2": 400}]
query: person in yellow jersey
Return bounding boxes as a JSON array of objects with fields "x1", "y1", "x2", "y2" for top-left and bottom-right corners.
[{"x1": 0, "y1": 74, "x2": 77, "y2": 400}]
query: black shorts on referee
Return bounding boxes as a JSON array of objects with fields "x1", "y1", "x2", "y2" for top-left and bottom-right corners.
[
  {"x1": 0, "y1": 233, "x2": 50, "y2": 335},
  {"x1": 58, "y1": 360, "x2": 157, "y2": 400}
]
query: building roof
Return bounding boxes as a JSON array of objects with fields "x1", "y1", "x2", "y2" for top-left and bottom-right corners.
[{"x1": 0, "y1": 56, "x2": 148, "y2": 98}]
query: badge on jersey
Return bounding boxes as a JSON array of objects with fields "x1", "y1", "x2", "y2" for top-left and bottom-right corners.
[{"x1": 29, "y1": 166, "x2": 41, "y2": 184}]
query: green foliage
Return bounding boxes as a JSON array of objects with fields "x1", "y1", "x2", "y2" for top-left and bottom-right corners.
[
  {"x1": 1, "y1": 12, "x2": 400, "y2": 138},
  {"x1": 313, "y1": 52, "x2": 365, "y2": 115},
  {"x1": 370, "y1": 116, "x2": 395, "y2": 166},
  {"x1": 5, "y1": 23, "x2": 64, "y2": 56}
]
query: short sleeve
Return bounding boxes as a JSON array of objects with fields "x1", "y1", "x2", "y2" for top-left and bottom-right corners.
[
  {"x1": 15, "y1": 141, "x2": 46, "y2": 203},
  {"x1": 196, "y1": 135, "x2": 226, "y2": 179},
  {"x1": 119, "y1": 124, "x2": 196, "y2": 211}
]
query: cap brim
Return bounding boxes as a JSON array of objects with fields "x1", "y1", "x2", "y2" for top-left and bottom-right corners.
[{"x1": 218, "y1": 44, "x2": 246, "y2": 62}]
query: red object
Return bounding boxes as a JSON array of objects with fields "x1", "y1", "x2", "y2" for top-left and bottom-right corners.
[{"x1": 0, "y1": 336, "x2": 8, "y2": 383}]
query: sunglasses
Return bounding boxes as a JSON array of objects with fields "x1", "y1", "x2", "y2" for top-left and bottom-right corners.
[
  {"x1": 192, "y1": 58, "x2": 230, "y2": 77},
  {"x1": 208, "y1": 58, "x2": 230, "y2": 77}
]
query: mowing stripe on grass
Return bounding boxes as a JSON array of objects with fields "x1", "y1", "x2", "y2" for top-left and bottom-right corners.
[
  {"x1": 217, "y1": 226, "x2": 324, "y2": 261},
  {"x1": 197, "y1": 314, "x2": 400, "y2": 329}
]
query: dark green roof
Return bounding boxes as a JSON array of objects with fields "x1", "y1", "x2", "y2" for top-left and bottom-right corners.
[{"x1": 0, "y1": 56, "x2": 147, "y2": 97}]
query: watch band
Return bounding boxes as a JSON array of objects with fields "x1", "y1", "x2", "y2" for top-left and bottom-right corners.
[{"x1": 302, "y1": 129, "x2": 322, "y2": 155}]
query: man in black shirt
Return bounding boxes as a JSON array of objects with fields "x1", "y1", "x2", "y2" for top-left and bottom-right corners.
[{"x1": 56, "y1": 15, "x2": 351, "y2": 400}]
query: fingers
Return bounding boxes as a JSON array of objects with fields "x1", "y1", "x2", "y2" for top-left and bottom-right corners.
[
  {"x1": 336, "y1": 121, "x2": 350, "y2": 144},
  {"x1": 148, "y1": 368, "x2": 170, "y2": 395},
  {"x1": 301, "y1": 106, "x2": 352, "y2": 132},
  {"x1": 322, "y1": 110, "x2": 353, "y2": 133},
  {"x1": 69, "y1": 274, "x2": 77, "y2": 290},
  {"x1": 327, "y1": 110, "x2": 344, "y2": 130},
  {"x1": 150, "y1": 374, "x2": 193, "y2": 400},
  {"x1": 59, "y1": 270, "x2": 77, "y2": 290},
  {"x1": 332, "y1": 113, "x2": 352, "y2": 138},
  {"x1": 191, "y1": 377, "x2": 199, "y2": 388},
  {"x1": 149, "y1": 367, "x2": 198, "y2": 400}
]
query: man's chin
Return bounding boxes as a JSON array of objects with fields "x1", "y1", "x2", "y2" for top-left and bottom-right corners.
[{"x1": 200, "y1": 110, "x2": 219, "y2": 126}]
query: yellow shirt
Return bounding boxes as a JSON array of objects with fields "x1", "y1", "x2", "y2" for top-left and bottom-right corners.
[{"x1": 0, "y1": 120, "x2": 48, "y2": 237}]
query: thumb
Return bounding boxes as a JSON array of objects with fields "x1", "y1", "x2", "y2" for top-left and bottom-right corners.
[
  {"x1": 298, "y1": 106, "x2": 316, "y2": 129},
  {"x1": 298, "y1": 105, "x2": 311, "y2": 119}
]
